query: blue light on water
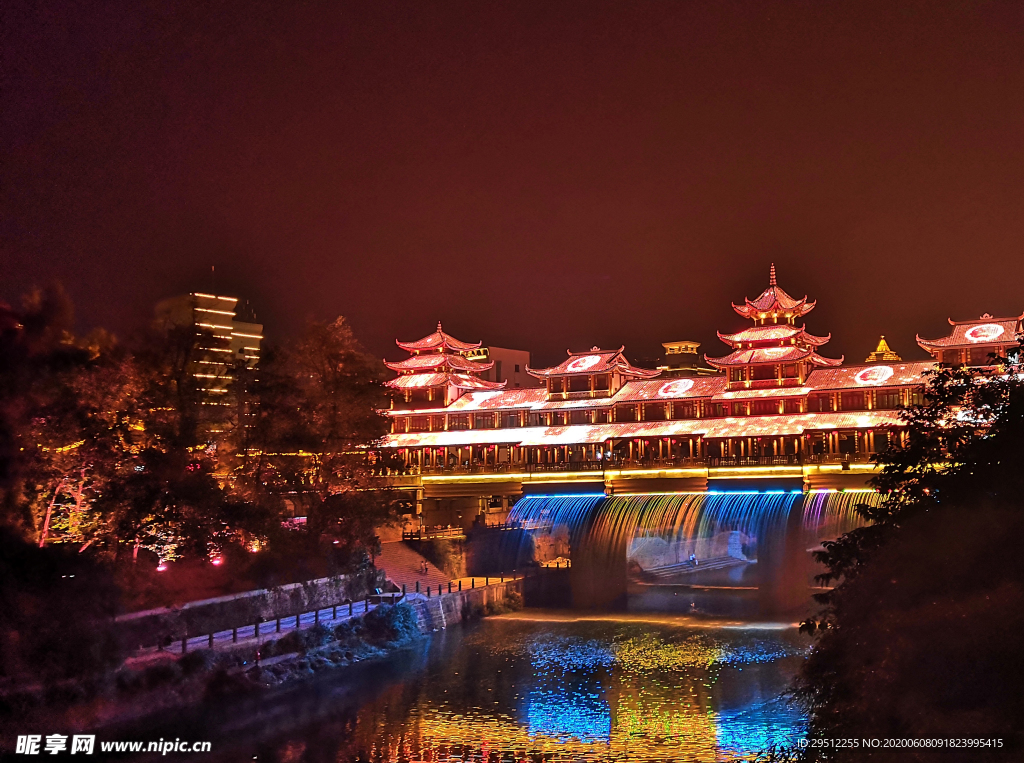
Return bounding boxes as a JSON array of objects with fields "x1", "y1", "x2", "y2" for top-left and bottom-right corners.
[{"x1": 525, "y1": 689, "x2": 612, "y2": 743}]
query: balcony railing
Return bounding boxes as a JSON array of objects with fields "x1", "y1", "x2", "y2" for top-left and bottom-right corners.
[
  {"x1": 400, "y1": 452, "x2": 878, "y2": 476},
  {"x1": 709, "y1": 455, "x2": 802, "y2": 467}
]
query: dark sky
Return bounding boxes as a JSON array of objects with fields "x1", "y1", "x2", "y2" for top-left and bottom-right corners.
[{"x1": 4, "y1": 1, "x2": 1023, "y2": 367}]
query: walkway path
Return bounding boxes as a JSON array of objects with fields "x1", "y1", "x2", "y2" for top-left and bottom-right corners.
[{"x1": 373, "y1": 541, "x2": 450, "y2": 591}]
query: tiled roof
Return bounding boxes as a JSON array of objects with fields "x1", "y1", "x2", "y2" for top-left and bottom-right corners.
[
  {"x1": 718, "y1": 324, "x2": 830, "y2": 346},
  {"x1": 385, "y1": 353, "x2": 493, "y2": 373},
  {"x1": 706, "y1": 347, "x2": 842, "y2": 367},
  {"x1": 916, "y1": 315, "x2": 1022, "y2": 350},
  {"x1": 396, "y1": 322, "x2": 482, "y2": 353},
  {"x1": 527, "y1": 347, "x2": 660, "y2": 379},
  {"x1": 448, "y1": 374, "x2": 506, "y2": 390},
  {"x1": 444, "y1": 389, "x2": 547, "y2": 411},
  {"x1": 805, "y1": 362, "x2": 935, "y2": 391},
  {"x1": 385, "y1": 372, "x2": 505, "y2": 391},
  {"x1": 732, "y1": 266, "x2": 815, "y2": 319},
  {"x1": 615, "y1": 376, "x2": 727, "y2": 402},
  {"x1": 381, "y1": 410, "x2": 905, "y2": 448},
  {"x1": 385, "y1": 373, "x2": 450, "y2": 389}
]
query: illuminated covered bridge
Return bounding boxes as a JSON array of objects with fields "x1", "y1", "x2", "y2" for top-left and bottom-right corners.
[{"x1": 378, "y1": 267, "x2": 1021, "y2": 610}]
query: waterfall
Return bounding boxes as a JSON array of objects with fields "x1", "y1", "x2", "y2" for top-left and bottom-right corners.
[
  {"x1": 496, "y1": 489, "x2": 881, "y2": 612},
  {"x1": 801, "y1": 490, "x2": 882, "y2": 549}
]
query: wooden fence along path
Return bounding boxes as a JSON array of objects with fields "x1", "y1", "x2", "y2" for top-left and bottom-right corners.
[{"x1": 131, "y1": 570, "x2": 549, "y2": 662}]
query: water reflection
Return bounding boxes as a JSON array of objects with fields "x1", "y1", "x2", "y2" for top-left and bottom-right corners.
[{"x1": 229, "y1": 614, "x2": 807, "y2": 762}]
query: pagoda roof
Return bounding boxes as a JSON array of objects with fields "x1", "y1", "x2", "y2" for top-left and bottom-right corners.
[
  {"x1": 527, "y1": 346, "x2": 661, "y2": 379},
  {"x1": 396, "y1": 322, "x2": 482, "y2": 353},
  {"x1": 916, "y1": 314, "x2": 1023, "y2": 350},
  {"x1": 865, "y1": 336, "x2": 902, "y2": 362},
  {"x1": 385, "y1": 372, "x2": 505, "y2": 391},
  {"x1": 805, "y1": 361, "x2": 935, "y2": 391},
  {"x1": 732, "y1": 264, "x2": 815, "y2": 319},
  {"x1": 385, "y1": 353, "x2": 493, "y2": 373},
  {"x1": 705, "y1": 346, "x2": 843, "y2": 368},
  {"x1": 717, "y1": 324, "x2": 830, "y2": 346}
]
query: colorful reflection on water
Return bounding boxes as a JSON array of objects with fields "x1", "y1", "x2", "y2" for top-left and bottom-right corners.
[{"x1": 250, "y1": 615, "x2": 807, "y2": 762}]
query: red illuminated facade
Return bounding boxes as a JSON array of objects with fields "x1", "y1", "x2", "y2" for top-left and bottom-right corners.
[
  {"x1": 381, "y1": 268, "x2": 1020, "y2": 473},
  {"x1": 916, "y1": 313, "x2": 1024, "y2": 368},
  {"x1": 706, "y1": 264, "x2": 841, "y2": 385},
  {"x1": 386, "y1": 322, "x2": 506, "y2": 409}
]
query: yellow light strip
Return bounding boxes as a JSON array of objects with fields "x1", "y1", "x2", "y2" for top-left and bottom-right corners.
[
  {"x1": 421, "y1": 472, "x2": 605, "y2": 483},
  {"x1": 603, "y1": 467, "x2": 708, "y2": 478}
]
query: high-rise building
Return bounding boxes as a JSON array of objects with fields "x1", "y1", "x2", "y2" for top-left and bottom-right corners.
[{"x1": 154, "y1": 293, "x2": 263, "y2": 428}]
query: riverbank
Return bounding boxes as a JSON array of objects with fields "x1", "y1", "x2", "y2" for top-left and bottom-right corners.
[{"x1": 0, "y1": 580, "x2": 525, "y2": 737}]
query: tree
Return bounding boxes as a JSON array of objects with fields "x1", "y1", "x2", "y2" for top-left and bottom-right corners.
[
  {"x1": 229, "y1": 317, "x2": 400, "y2": 564},
  {"x1": 798, "y1": 354, "x2": 1024, "y2": 757}
]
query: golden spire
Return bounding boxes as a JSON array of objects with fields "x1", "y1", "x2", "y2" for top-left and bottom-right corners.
[
  {"x1": 865, "y1": 335, "x2": 902, "y2": 362},
  {"x1": 769, "y1": 262, "x2": 777, "y2": 286}
]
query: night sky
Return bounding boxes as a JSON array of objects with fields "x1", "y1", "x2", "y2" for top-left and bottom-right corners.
[{"x1": 4, "y1": 1, "x2": 1023, "y2": 367}]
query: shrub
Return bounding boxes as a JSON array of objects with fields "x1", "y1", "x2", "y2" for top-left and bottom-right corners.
[
  {"x1": 178, "y1": 649, "x2": 217, "y2": 676},
  {"x1": 332, "y1": 619, "x2": 362, "y2": 645},
  {"x1": 300, "y1": 624, "x2": 334, "y2": 649},
  {"x1": 269, "y1": 630, "x2": 304, "y2": 655},
  {"x1": 361, "y1": 603, "x2": 419, "y2": 645},
  {"x1": 114, "y1": 667, "x2": 144, "y2": 694},
  {"x1": 142, "y1": 661, "x2": 182, "y2": 689}
]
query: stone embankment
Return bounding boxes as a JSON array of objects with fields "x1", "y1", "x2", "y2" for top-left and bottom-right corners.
[
  {"x1": 0, "y1": 573, "x2": 540, "y2": 735},
  {"x1": 116, "y1": 569, "x2": 386, "y2": 652}
]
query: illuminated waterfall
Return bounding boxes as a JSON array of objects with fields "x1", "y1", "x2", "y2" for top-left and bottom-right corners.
[
  {"x1": 508, "y1": 493, "x2": 606, "y2": 536},
  {"x1": 801, "y1": 490, "x2": 883, "y2": 549},
  {"x1": 504, "y1": 490, "x2": 882, "y2": 612}
]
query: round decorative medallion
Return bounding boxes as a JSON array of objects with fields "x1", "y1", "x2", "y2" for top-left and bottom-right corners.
[
  {"x1": 565, "y1": 354, "x2": 602, "y2": 372},
  {"x1": 964, "y1": 324, "x2": 1004, "y2": 343},
  {"x1": 657, "y1": 379, "x2": 695, "y2": 397},
  {"x1": 854, "y1": 366, "x2": 894, "y2": 385}
]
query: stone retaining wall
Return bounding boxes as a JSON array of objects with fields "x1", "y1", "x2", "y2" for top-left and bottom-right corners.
[
  {"x1": 116, "y1": 569, "x2": 386, "y2": 649},
  {"x1": 409, "y1": 578, "x2": 522, "y2": 631}
]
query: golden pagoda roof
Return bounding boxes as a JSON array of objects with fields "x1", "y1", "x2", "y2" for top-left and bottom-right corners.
[{"x1": 865, "y1": 335, "x2": 902, "y2": 362}]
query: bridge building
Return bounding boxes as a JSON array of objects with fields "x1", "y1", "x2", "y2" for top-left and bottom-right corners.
[{"x1": 380, "y1": 267, "x2": 1020, "y2": 531}]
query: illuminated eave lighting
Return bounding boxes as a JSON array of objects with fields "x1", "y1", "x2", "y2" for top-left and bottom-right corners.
[{"x1": 420, "y1": 472, "x2": 605, "y2": 483}]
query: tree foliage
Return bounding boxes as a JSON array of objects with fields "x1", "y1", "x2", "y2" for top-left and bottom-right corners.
[
  {"x1": 798, "y1": 356, "x2": 1024, "y2": 757},
  {"x1": 1, "y1": 290, "x2": 398, "y2": 580}
]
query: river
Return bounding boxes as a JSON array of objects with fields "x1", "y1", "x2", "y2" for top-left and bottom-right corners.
[
  {"x1": 146, "y1": 614, "x2": 806, "y2": 761},
  {"x1": 141, "y1": 611, "x2": 808, "y2": 761}
]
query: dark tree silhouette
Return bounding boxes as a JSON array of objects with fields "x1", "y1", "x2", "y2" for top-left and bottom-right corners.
[{"x1": 798, "y1": 353, "x2": 1024, "y2": 759}]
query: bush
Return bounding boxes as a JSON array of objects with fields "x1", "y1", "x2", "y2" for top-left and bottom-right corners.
[
  {"x1": 178, "y1": 649, "x2": 217, "y2": 676},
  {"x1": 114, "y1": 667, "x2": 144, "y2": 694},
  {"x1": 142, "y1": 660, "x2": 181, "y2": 689},
  {"x1": 360, "y1": 603, "x2": 419, "y2": 645},
  {"x1": 204, "y1": 668, "x2": 259, "y2": 698},
  {"x1": 332, "y1": 619, "x2": 362, "y2": 645}
]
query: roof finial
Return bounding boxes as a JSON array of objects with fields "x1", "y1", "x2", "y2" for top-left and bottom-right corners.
[
  {"x1": 436, "y1": 320, "x2": 443, "y2": 332},
  {"x1": 769, "y1": 262, "x2": 777, "y2": 287}
]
